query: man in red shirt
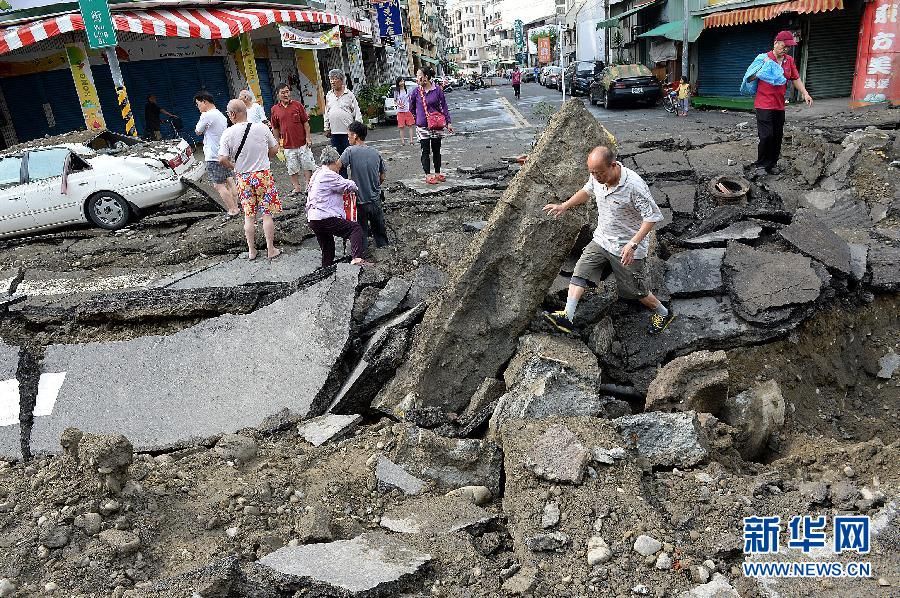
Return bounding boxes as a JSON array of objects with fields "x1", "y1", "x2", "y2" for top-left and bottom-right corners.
[
  {"x1": 751, "y1": 30, "x2": 813, "y2": 176},
  {"x1": 270, "y1": 83, "x2": 314, "y2": 196}
]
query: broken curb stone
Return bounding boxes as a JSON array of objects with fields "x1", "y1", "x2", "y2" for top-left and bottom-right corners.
[
  {"x1": 297, "y1": 414, "x2": 361, "y2": 447},
  {"x1": 257, "y1": 533, "x2": 431, "y2": 595},
  {"x1": 374, "y1": 456, "x2": 426, "y2": 495},
  {"x1": 614, "y1": 412, "x2": 708, "y2": 468},
  {"x1": 644, "y1": 350, "x2": 729, "y2": 415},
  {"x1": 377, "y1": 101, "x2": 615, "y2": 416},
  {"x1": 524, "y1": 424, "x2": 590, "y2": 484}
]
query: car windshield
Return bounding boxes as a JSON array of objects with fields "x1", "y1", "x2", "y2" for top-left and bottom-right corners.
[
  {"x1": 27, "y1": 147, "x2": 70, "y2": 181},
  {"x1": 576, "y1": 64, "x2": 594, "y2": 74},
  {"x1": 0, "y1": 156, "x2": 22, "y2": 186}
]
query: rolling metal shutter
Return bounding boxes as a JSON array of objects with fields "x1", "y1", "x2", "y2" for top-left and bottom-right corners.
[
  {"x1": 255, "y1": 58, "x2": 275, "y2": 115},
  {"x1": 804, "y1": 10, "x2": 861, "y2": 99},
  {"x1": 698, "y1": 22, "x2": 783, "y2": 97},
  {"x1": 0, "y1": 68, "x2": 90, "y2": 143}
]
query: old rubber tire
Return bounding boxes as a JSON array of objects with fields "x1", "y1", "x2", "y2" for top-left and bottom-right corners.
[{"x1": 87, "y1": 191, "x2": 131, "y2": 230}]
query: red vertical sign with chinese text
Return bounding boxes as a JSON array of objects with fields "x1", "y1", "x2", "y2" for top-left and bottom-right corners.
[
  {"x1": 851, "y1": 0, "x2": 899, "y2": 107},
  {"x1": 538, "y1": 37, "x2": 551, "y2": 64}
]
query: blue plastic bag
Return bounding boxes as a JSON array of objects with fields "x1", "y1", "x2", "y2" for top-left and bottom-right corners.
[{"x1": 740, "y1": 53, "x2": 786, "y2": 95}]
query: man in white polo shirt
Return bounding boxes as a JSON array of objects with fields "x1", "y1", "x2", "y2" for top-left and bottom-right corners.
[{"x1": 542, "y1": 145, "x2": 674, "y2": 335}]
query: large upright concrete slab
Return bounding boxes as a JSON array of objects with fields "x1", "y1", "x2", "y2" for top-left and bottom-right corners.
[
  {"x1": 165, "y1": 250, "x2": 321, "y2": 290},
  {"x1": 28, "y1": 265, "x2": 358, "y2": 455},
  {"x1": 377, "y1": 100, "x2": 616, "y2": 416}
]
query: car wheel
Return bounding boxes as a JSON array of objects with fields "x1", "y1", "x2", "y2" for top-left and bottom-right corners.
[{"x1": 87, "y1": 192, "x2": 131, "y2": 230}]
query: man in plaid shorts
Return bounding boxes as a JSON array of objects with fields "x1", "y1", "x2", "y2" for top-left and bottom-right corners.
[
  {"x1": 194, "y1": 92, "x2": 240, "y2": 216},
  {"x1": 218, "y1": 99, "x2": 282, "y2": 261}
]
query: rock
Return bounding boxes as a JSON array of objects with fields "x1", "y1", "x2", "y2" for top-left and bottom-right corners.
[
  {"x1": 799, "y1": 481, "x2": 828, "y2": 505},
  {"x1": 98, "y1": 529, "x2": 141, "y2": 557},
  {"x1": 779, "y1": 209, "x2": 851, "y2": 274},
  {"x1": 632, "y1": 584, "x2": 650, "y2": 595},
  {"x1": 525, "y1": 531, "x2": 571, "y2": 552},
  {"x1": 456, "y1": 378, "x2": 506, "y2": 436},
  {"x1": 502, "y1": 566, "x2": 537, "y2": 595},
  {"x1": 400, "y1": 265, "x2": 449, "y2": 310},
  {"x1": 541, "y1": 502, "x2": 561, "y2": 529},
  {"x1": 39, "y1": 524, "x2": 71, "y2": 549},
  {"x1": 677, "y1": 573, "x2": 740, "y2": 597},
  {"x1": 877, "y1": 351, "x2": 899, "y2": 379},
  {"x1": 296, "y1": 505, "x2": 333, "y2": 543},
  {"x1": 297, "y1": 414, "x2": 361, "y2": 447},
  {"x1": 377, "y1": 101, "x2": 615, "y2": 416},
  {"x1": 614, "y1": 412, "x2": 708, "y2": 468},
  {"x1": 60, "y1": 428, "x2": 134, "y2": 495},
  {"x1": 445, "y1": 486, "x2": 492, "y2": 506},
  {"x1": 722, "y1": 242, "x2": 823, "y2": 324},
  {"x1": 379, "y1": 495, "x2": 493, "y2": 535},
  {"x1": 362, "y1": 277, "x2": 411, "y2": 328},
  {"x1": 463, "y1": 220, "x2": 489, "y2": 232},
  {"x1": 664, "y1": 249, "x2": 725, "y2": 297},
  {"x1": 720, "y1": 380, "x2": 785, "y2": 460},
  {"x1": 213, "y1": 434, "x2": 258, "y2": 464},
  {"x1": 655, "y1": 552, "x2": 672, "y2": 570},
  {"x1": 682, "y1": 221, "x2": 762, "y2": 247},
  {"x1": 848, "y1": 243, "x2": 868, "y2": 280},
  {"x1": 868, "y1": 245, "x2": 900, "y2": 291},
  {"x1": 74, "y1": 512, "x2": 102, "y2": 536},
  {"x1": 690, "y1": 565, "x2": 710, "y2": 584},
  {"x1": 489, "y1": 334, "x2": 619, "y2": 434},
  {"x1": 0, "y1": 580, "x2": 14, "y2": 597},
  {"x1": 257, "y1": 533, "x2": 431, "y2": 595},
  {"x1": 374, "y1": 456, "x2": 426, "y2": 495},
  {"x1": 591, "y1": 447, "x2": 616, "y2": 465},
  {"x1": 586, "y1": 536, "x2": 612, "y2": 565},
  {"x1": 524, "y1": 424, "x2": 590, "y2": 484},
  {"x1": 392, "y1": 425, "x2": 503, "y2": 496},
  {"x1": 633, "y1": 534, "x2": 662, "y2": 556},
  {"x1": 644, "y1": 350, "x2": 729, "y2": 415}
]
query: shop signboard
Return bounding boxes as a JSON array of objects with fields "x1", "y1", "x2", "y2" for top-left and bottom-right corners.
[{"x1": 851, "y1": 0, "x2": 898, "y2": 107}]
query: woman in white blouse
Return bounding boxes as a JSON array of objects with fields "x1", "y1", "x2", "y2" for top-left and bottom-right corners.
[{"x1": 239, "y1": 89, "x2": 268, "y2": 125}]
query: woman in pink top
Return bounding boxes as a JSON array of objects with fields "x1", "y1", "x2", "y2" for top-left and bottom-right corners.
[{"x1": 306, "y1": 146, "x2": 368, "y2": 267}]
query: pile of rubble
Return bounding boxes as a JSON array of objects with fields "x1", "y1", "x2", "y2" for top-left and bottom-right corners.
[{"x1": 0, "y1": 101, "x2": 897, "y2": 597}]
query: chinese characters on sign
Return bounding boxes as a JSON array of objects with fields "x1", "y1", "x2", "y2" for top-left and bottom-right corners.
[
  {"x1": 743, "y1": 515, "x2": 871, "y2": 555},
  {"x1": 538, "y1": 37, "x2": 551, "y2": 64},
  {"x1": 851, "y1": 0, "x2": 898, "y2": 106},
  {"x1": 77, "y1": 0, "x2": 117, "y2": 49},
  {"x1": 408, "y1": 0, "x2": 423, "y2": 38},
  {"x1": 65, "y1": 43, "x2": 106, "y2": 131},
  {"x1": 373, "y1": 0, "x2": 403, "y2": 39},
  {"x1": 514, "y1": 20, "x2": 524, "y2": 64}
]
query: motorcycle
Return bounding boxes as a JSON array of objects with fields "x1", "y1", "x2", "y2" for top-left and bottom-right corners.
[
  {"x1": 662, "y1": 89, "x2": 679, "y2": 115},
  {"x1": 468, "y1": 77, "x2": 487, "y2": 91}
]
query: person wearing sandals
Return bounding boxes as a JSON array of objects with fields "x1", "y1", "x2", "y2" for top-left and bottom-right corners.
[
  {"x1": 408, "y1": 65, "x2": 454, "y2": 185},
  {"x1": 394, "y1": 77, "x2": 415, "y2": 145},
  {"x1": 270, "y1": 83, "x2": 314, "y2": 197},
  {"x1": 306, "y1": 146, "x2": 370, "y2": 268}
]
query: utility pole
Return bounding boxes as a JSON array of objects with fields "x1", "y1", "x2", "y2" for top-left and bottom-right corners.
[
  {"x1": 559, "y1": 21, "x2": 566, "y2": 102},
  {"x1": 104, "y1": 47, "x2": 137, "y2": 137},
  {"x1": 681, "y1": 0, "x2": 689, "y2": 79}
]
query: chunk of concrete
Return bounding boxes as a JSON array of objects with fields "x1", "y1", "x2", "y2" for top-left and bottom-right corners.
[
  {"x1": 524, "y1": 424, "x2": 590, "y2": 484},
  {"x1": 297, "y1": 414, "x2": 362, "y2": 447},
  {"x1": 29, "y1": 266, "x2": 359, "y2": 455},
  {"x1": 362, "y1": 277, "x2": 411, "y2": 328},
  {"x1": 377, "y1": 101, "x2": 616, "y2": 416},
  {"x1": 664, "y1": 249, "x2": 725, "y2": 297},
  {"x1": 456, "y1": 378, "x2": 506, "y2": 436},
  {"x1": 392, "y1": 425, "x2": 504, "y2": 496},
  {"x1": 720, "y1": 380, "x2": 785, "y2": 460},
  {"x1": 877, "y1": 351, "x2": 899, "y2": 380},
  {"x1": 677, "y1": 573, "x2": 740, "y2": 598},
  {"x1": 0, "y1": 342, "x2": 21, "y2": 461},
  {"x1": 683, "y1": 222, "x2": 762, "y2": 247},
  {"x1": 61, "y1": 428, "x2": 134, "y2": 495},
  {"x1": 374, "y1": 456, "x2": 426, "y2": 495},
  {"x1": 723, "y1": 242, "x2": 822, "y2": 321},
  {"x1": 645, "y1": 350, "x2": 729, "y2": 415},
  {"x1": 848, "y1": 243, "x2": 868, "y2": 281},
  {"x1": 868, "y1": 245, "x2": 900, "y2": 291},
  {"x1": 614, "y1": 411, "x2": 708, "y2": 468},
  {"x1": 779, "y1": 209, "x2": 851, "y2": 274},
  {"x1": 379, "y1": 495, "x2": 493, "y2": 535},
  {"x1": 503, "y1": 334, "x2": 600, "y2": 389},
  {"x1": 257, "y1": 533, "x2": 431, "y2": 595}
]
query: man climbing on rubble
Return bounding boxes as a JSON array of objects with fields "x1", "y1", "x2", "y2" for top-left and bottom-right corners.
[{"x1": 542, "y1": 145, "x2": 675, "y2": 335}]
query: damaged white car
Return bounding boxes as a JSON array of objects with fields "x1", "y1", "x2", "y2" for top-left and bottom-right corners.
[{"x1": 0, "y1": 131, "x2": 205, "y2": 238}]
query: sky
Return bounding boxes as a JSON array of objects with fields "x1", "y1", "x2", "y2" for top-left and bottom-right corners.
[{"x1": 447, "y1": 0, "x2": 559, "y2": 27}]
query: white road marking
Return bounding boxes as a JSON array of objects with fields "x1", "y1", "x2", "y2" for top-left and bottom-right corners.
[
  {"x1": 0, "y1": 372, "x2": 66, "y2": 426},
  {"x1": 0, "y1": 379, "x2": 20, "y2": 427},
  {"x1": 35, "y1": 372, "x2": 65, "y2": 417}
]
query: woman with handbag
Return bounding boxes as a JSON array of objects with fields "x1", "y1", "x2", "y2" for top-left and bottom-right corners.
[{"x1": 409, "y1": 66, "x2": 454, "y2": 185}]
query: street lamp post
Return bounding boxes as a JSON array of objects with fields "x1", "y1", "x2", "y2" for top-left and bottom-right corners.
[{"x1": 682, "y1": 0, "x2": 689, "y2": 79}]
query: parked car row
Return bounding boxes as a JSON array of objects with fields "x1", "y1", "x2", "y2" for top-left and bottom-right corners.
[{"x1": 539, "y1": 61, "x2": 663, "y2": 110}]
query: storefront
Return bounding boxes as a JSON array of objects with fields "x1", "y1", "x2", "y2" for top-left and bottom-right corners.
[{"x1": 803, "y1": 3, "x2": 863, "y2": 99}]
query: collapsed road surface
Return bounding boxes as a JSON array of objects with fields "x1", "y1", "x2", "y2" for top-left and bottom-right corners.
[{"x1": 0, "y1": 99, "x2": 898, "y2": 597}]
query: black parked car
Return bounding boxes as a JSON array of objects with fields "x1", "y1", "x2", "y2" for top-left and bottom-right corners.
[
  {"x1": 560, "y1": 61, "x2": 601, "y2": 96},
  {"x1": 589, "y1": 64, "x2": 662, "y2": 109}
]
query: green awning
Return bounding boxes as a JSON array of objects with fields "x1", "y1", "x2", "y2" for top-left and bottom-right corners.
[
  {"x1": 596, "y1": 0, "x2": 661, "y2": 30},
  {"x1": 637, "y1": 17, "x2": 704, "y2": 43},
  {"x1": 418, "y1": 55, "x2": 440, "y2": 65}
]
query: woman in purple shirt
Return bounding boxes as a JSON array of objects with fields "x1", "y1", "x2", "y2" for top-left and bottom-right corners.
[{"x1": 408, "y1": 65, "x2": 454, "y2": 184}]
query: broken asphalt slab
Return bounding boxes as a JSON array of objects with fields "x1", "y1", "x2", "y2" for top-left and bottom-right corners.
[
  {"x1": 23, "y1": 265, "x2": 358, "y2": 457},
  {"x1": 778, "y1": 208, "x2": 851, "y2": 274},
  {"x1": 397, "y1": 171, "x2": 499, "y2": 196},
  {"x1": 162, "y1": 249, "x2": 322, "y2": 290},
  {"x1": 664, "y1": 249, "x2": 725, "y2": 297},
  {"x1": 256, "y1": 533, "x2": 431, "y2": 595},
  {"x1": 0, "y1": 342, "x2": 21, "y2": 460},
  {"x1": 682, "y1": 221, "x2": 763, "y2": 247},
  {"x1": 379, "y1": 494, "x2": 493, "y2": 535}
]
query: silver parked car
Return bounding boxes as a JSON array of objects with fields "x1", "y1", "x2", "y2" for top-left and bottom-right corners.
[
  {"x1": 383, "y1": 79, "x2": 418, "y2": 121},
  {"x1": 0, "y1": 132, "x2": 205, "y2": 238}
]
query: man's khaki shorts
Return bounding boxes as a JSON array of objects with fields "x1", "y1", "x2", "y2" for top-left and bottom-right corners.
[
  {"x1": 572, "y1": 241, "x2": 650, "y2": 300},
  {"x1": 284, "y1": 146, "x2": 315, "y2": 175}
]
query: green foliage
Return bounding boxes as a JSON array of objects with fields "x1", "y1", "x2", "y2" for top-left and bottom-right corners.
[
  {"x1": 356, "y1": 84, "x2": 391, "y2": 119},
  {"x1": 529, "y1": 28, "x2": 558, "y2": 46}
]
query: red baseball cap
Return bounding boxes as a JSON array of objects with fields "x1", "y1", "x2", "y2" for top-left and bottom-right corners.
[{"x1": 775, "y1": 30, "x2": 797, "y2": 46}]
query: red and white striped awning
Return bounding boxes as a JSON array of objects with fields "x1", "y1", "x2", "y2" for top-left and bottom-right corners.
[
  {"x1": 704, "y1": 0, "x2": 843, "y2": 28},
  {"x1": 0, "y1": 8, "x2": 371, "y2": 55}
]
